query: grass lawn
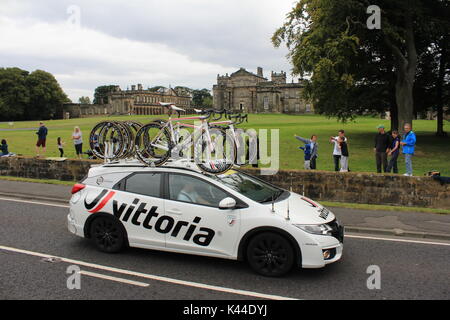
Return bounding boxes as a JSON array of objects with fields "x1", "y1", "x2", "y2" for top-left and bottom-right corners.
[{"x1": 1, "y1": 114, "x2": 449, "y2": 176}]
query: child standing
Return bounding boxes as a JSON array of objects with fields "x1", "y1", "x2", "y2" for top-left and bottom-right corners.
[
  {"x1": 295, "y1": 134, "x2": 318, "y2": 170},
  {"x1": 1, "y1": 139, "x2": 9, "y2": 156},
  {"x1": 338, "y1": 136, "x2": 349, "y2": 172},
  {"x1": 57, "y1": 137, "x2": 65, "y2": 157},
  {"x1": 386, "y1": 130, "x2": 400, "y2": 173}
]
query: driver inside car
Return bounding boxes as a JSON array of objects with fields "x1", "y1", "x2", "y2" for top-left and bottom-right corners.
[{"x1": 177, "y1": 183, "x2": 211, "y2": 205}]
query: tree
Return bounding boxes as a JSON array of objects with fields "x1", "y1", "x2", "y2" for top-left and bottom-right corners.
[
  {"x1": 0, "y1": 68, "x2": 68, "y2": 121},
  {"x1": 26, "y1": 70, "x2": 69, "y2": 120},
  {"x1": 0, "y1": 68, "x2": 30, "y2": 120},
  {"x1": 78, "y1": 96, "x2": 91, "y2": 104},
  {"x1": 273, "y1": 0, "x2": 449, "y2": 130},
  {"x1": 93, "y1": 85, "x2": 117, "y2": 104},
  {"x1": 192, "y1": 89, "x2": 212, "y2": 108}
]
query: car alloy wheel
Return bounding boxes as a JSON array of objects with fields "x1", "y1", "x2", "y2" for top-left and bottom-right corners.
[{"x1": 247, "y1": 232, "x2": 294, "y2": 277}]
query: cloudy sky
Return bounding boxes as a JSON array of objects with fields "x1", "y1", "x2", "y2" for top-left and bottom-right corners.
[{"x1": 0, "y1": 0, "x2": 297, "y2": 102}]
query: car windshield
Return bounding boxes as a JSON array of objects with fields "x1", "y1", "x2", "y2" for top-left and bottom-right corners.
[{"x1": 209, "y1": 170, "x2": 284, "y2": 203}]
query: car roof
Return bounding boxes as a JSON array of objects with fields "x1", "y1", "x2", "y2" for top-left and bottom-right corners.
[{"x1": 88, "y1": 159, "x2": 206, "y2": 178}]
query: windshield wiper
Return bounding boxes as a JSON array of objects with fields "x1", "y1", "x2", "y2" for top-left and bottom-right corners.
[{"x1": 260, "y1": 190, "x2": 284, "y2": 203}]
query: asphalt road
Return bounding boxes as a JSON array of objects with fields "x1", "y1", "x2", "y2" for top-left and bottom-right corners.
[{"x1": 0, "y1": 198, "x2": 449, "y2": 300}]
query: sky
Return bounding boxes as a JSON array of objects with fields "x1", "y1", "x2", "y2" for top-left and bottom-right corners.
[{"x1": 0, "y1": 0, "x2": 297, "y2": 102}]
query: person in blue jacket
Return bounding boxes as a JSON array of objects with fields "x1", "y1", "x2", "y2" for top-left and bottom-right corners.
[
  {"x1": 295, "y1": 134, "x2": 318, "y2": 170},
  {"x1": 400, "y1": 123, "x2": 416, "y2": 176}
]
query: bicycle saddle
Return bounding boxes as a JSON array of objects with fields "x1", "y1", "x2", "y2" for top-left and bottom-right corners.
[{"x1": 159, "y1": 102, "x2": 185, "y2": 112}]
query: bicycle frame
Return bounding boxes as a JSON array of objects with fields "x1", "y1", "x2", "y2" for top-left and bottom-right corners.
[{"x1": 148, "y1": 114, "x2": 216, "y2": 155}]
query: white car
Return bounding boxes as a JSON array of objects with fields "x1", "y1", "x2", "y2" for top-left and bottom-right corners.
[{"x1": 67, "y1": 160, "x2": 344, "y2": 276}]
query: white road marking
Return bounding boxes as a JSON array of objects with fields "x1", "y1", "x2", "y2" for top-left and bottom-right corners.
[
  {"x1": 0, "y1": 245, "x2": 298, "y2": 300},
  {"x1": 0, "y1": 197, "x2": 69, "y2": 208},
  {"x1": 345, "y1": 234, "x2": 450, "y2": 246},
  {"x1": 79, "y1": 270, "x2": 150, "y2": 287}
]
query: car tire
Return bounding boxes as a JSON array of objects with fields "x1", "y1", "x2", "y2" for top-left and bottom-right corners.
[
  {"x1": 90, "y1": 216, "x2": 126, "y2": 253},
  {"x1": 246, "y1": 232, "x2": 295, "y2": 277}
]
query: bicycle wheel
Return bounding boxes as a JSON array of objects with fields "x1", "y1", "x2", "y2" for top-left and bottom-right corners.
[
  {"x1": 194, "y1": 126, "x2": 236, "y2": 174},
  {"x1": 135, "y1": 122, "x2": 173, "y2": 166},
  {"x1": 89, "y1": 121, "x2": 126, "y2": 160}
]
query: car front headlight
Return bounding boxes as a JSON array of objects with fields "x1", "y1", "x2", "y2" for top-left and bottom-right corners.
[{"x1": 294, "y1": 224, "x2": 333, "y2": 236}]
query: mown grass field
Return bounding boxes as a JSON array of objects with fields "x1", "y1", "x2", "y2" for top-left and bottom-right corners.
[{"x1": 1, "y1": 114, "x2": 449, "y2": 176}]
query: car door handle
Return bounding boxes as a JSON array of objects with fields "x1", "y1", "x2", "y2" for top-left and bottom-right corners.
[{"x1": 166, "y1": 209, "x2": 182, "y2": 215}]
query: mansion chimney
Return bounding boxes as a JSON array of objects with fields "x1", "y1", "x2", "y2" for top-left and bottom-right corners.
[{"x1": 257, "y1": 67, "x2": 263, "y2": 77}]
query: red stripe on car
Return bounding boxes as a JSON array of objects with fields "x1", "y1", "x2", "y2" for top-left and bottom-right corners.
[{"x1": 89, "y1": 191, "x2": 116, "y2": 213}]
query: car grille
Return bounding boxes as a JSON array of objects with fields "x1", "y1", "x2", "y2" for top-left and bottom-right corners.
[{"x1": 327, "y1": 219, "x2": 344, "y2": 243}]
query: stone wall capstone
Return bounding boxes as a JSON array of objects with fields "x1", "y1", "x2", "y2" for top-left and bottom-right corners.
[{"x1": 0, "y1": 157, "x2": 449, "y2": 209}]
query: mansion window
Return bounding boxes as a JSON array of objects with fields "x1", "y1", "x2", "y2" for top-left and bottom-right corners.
[{"x1": 263, "y1": 96, "x2": 269, "y2": 110}]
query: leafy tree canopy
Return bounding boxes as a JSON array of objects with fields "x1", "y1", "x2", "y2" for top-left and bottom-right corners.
[{"x1": 0, "y1": 68, "x2": 69, "y2": 121}]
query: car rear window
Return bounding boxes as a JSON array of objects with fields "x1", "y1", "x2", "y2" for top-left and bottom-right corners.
[{"x1": 124, "y1": 172, "x2": 162, "y2": 198}]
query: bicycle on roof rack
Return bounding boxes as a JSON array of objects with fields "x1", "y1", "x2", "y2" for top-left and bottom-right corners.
[
  {"x1": 134, "y1": 103, "x2": 237, "y2": 174},
  {"x1": 88, "y1": 103, "x2": 251, "y2": 174}
]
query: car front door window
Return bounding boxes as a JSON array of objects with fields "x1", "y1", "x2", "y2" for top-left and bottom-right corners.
[{"x1": 168, "y1": 174, "x2": 228, "y2": 207}]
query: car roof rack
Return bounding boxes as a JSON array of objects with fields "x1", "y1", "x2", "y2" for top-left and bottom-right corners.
[{"x1": 98, "y1": 159, "x2": 203, "y2": 174}]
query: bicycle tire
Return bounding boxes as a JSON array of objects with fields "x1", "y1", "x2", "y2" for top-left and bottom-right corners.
[
  {"x1": 135, "y1": 122, "x2": 173, "y2": 166},
  {"x1": 194, "y1": 126, "x2": 236, "y2": 174}
]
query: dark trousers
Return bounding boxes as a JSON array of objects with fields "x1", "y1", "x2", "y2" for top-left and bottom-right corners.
[
  {"x1": 310, "y1": 156, "x2": 317, "y2": 170},
  {"x1": 59, "y1": 148, "x2": 64, "y2": 157},
  {"x1": 333, "y1": 155, "x2": 341, "y2": 171},
  {"x1": 376, "y1": 152, "x2": 388, "y2": 173},
  {"x1": 75, "y1": 143, "x2": 83, "y2": 155},
  {"x1": 386, "y1": 152, "x2": 399, "y2": 173}
]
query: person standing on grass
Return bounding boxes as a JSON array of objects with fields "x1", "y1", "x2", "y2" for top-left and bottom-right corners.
[
  {"x1": 386, "y1": 130, "x2": 401, "y2": 173},
  {"x1": 294, "y1": 134, "x2": 318, "y2": 169},
  {"x1": 330, "y1": 130, "x2": 347, "y2": 171},
  {"x1": 338, "y1": 136, "x2": 349, "y2": 172},
  {"x1": 374, "y1": 125, "x2": 391, "y2": 173},
  {"x1": 57, "y1": 137, "x2": 66, "y2": 157},
  {"x1": 1, "y1": 139, "x2": 9, "y2": 156},
  {"x1": 400, "y1": 123, "x2": 416, "y2": 176},
  {"x1": 72, "y1": 126, "x2": 83, "y2": 159},
  {"x1": 35, "y1": 122, "x2": 48, "y2": 158}
]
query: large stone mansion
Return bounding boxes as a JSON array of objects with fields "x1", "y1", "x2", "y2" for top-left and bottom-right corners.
[
  {"x1": 62, "y1": 66, "x2": 313, "y2": 118},
  {"x1": 213, "y1": 67, "x2": 313, "y2": 113},
  {"x1": 62, "y1": 84, "x2": 192, "y2": 118}
]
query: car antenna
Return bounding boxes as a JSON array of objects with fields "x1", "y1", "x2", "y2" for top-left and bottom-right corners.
[
  {"x1": 286, "y1": 196, "x2": 290, "y2": 221},
  {"x1": 271, "y1": 194, "x2": 275, "y2": 213}
]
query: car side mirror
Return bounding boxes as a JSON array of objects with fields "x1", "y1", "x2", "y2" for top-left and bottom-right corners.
[{"x1": 218, "y1": 197, "x2": 237, "y2": 210}]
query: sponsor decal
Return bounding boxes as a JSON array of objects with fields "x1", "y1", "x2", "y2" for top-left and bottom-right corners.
[
  {"x1": 84, "y1": 189, "x2": 116, "y2": 213},
  {"x1": 85, "y1": 189, "x2": 215, "y2": 247}
]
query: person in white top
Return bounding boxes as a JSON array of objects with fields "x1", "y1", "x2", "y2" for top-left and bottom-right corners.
[
  {"x1": 72, "y1": 126, "x2": 83, "y2": 159},
  {"x1": 330, "y1": 130, "x2": 347, "y2": 171}
]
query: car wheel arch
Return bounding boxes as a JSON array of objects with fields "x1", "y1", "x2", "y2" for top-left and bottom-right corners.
[
  {"x1": 237, "y1": 226, "x2": 302, "y2": 267},
  {"x1": 83, "y1": 212, "x2": 129, "y2": 247}
]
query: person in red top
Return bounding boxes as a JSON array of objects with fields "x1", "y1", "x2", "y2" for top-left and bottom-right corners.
[{"x1": 35, "y1": 122, "x2": 48, "y2": 158}]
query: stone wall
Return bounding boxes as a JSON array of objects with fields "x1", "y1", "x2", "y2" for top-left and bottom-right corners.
[
  {"x1": 0, "y1": 157, "x2": 448, "y2": 209},
  {"x1": 0, "y1": 157, "x2": 99, "y2": 181},
  {"x1": 241, "y1": 168, "x2": 450, "y2": 210}
]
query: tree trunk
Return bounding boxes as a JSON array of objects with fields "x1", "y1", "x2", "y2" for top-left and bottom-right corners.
[
  {"x1": 390, "y1": 79, "x2": 398, "y2": 131},
  {"x1": 390, "y1": 104, "x2": 399, "y2": 131},
  {"x1": 385, "y1": 13, "x2": 417, "y2": 131},
  {"x1": 395, "y1": 74, "x2": 415, "y2": 130}
]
